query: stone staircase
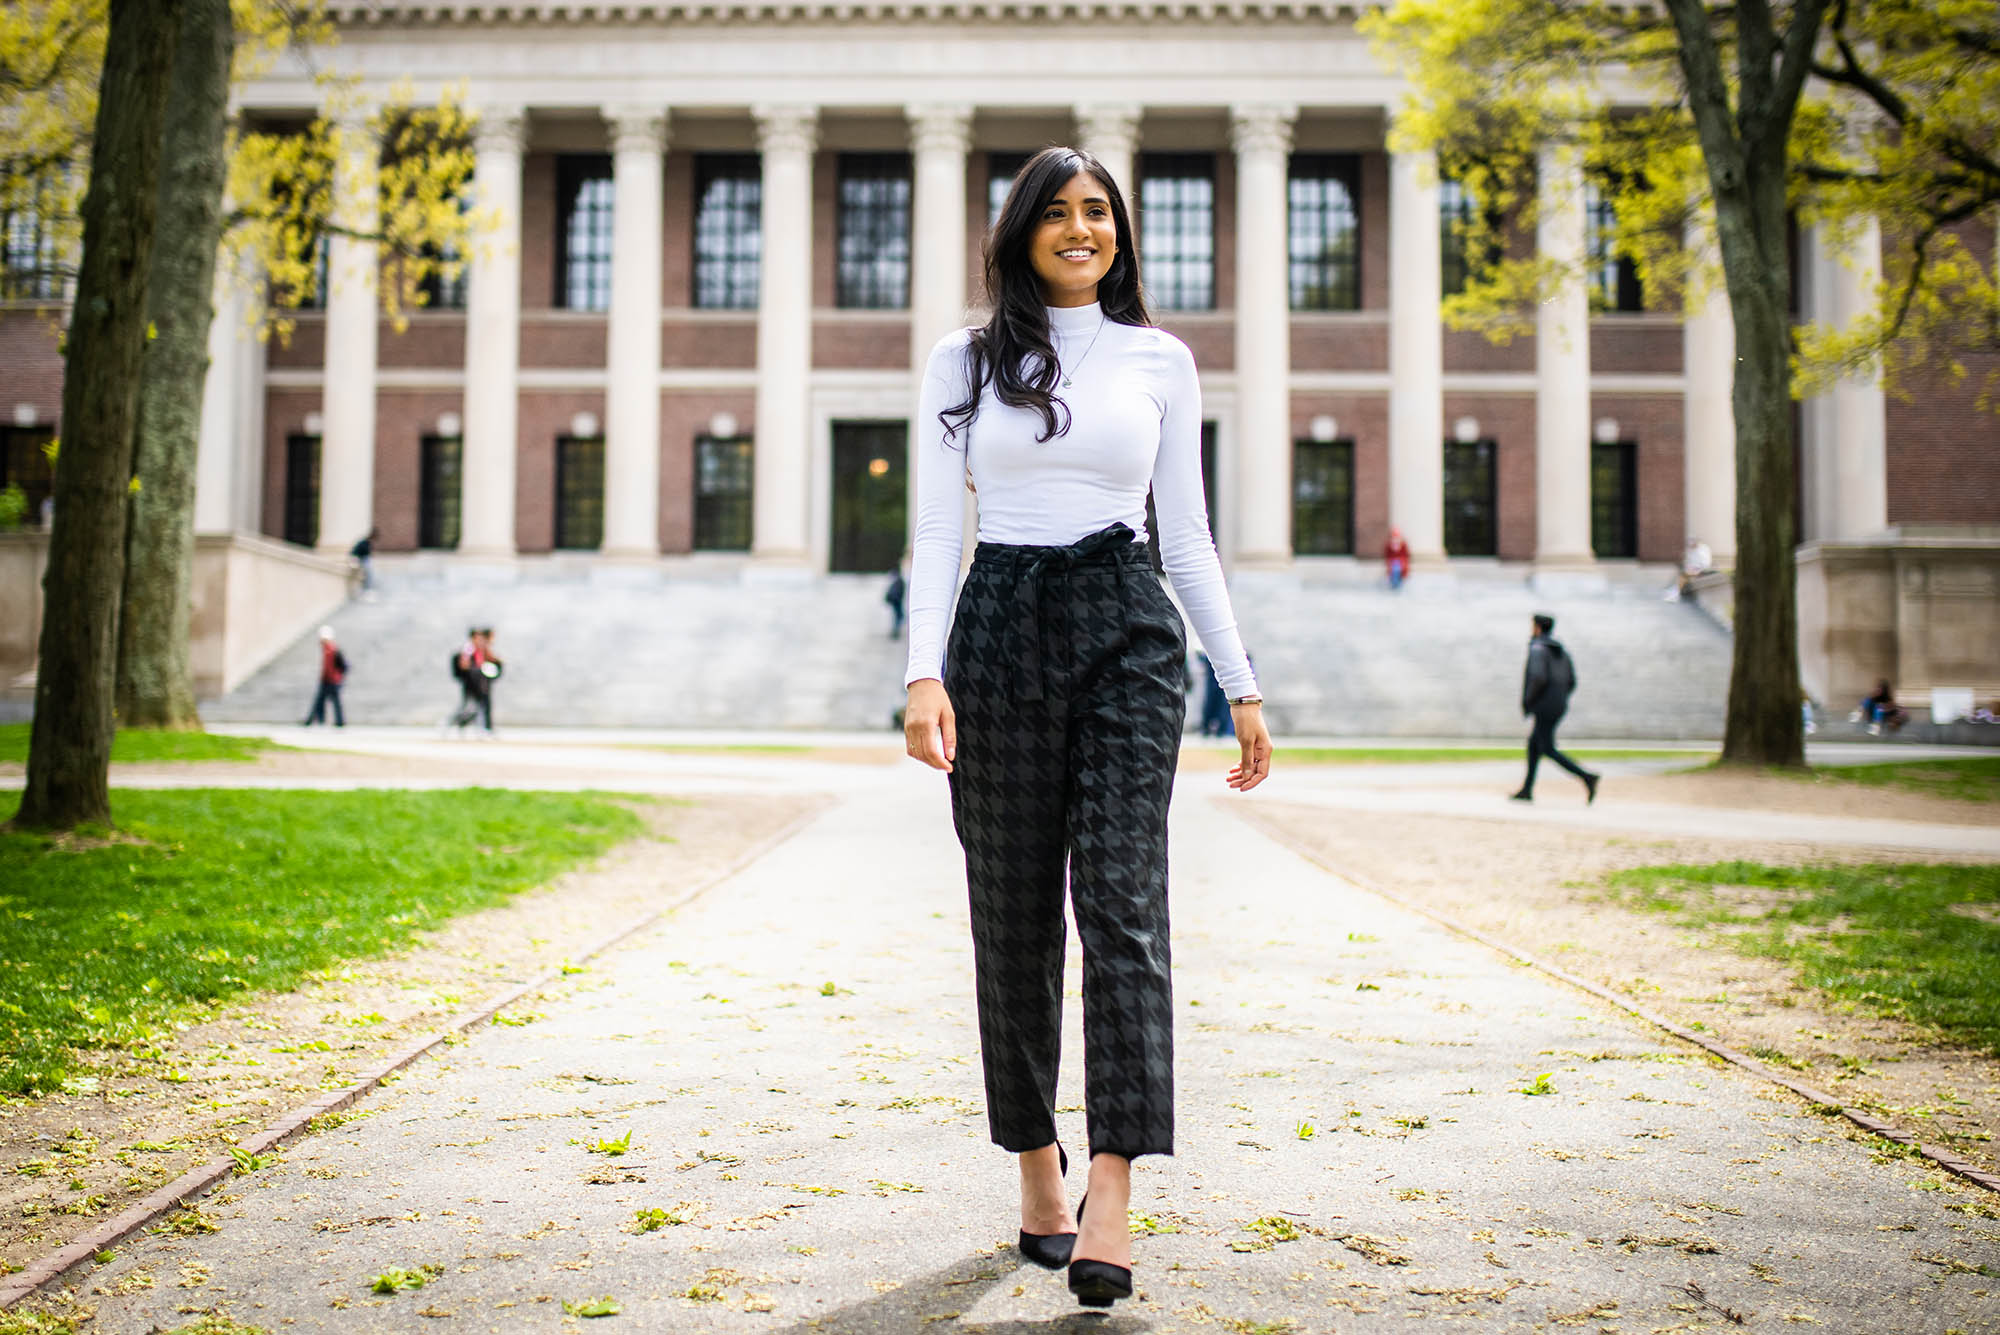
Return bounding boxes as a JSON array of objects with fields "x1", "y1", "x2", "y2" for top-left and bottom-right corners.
[{"x1": 208, "y1": 556, "x2": 1734, "y2": 738}]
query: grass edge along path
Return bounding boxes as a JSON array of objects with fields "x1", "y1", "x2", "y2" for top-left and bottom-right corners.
[
  {"x1": 1224, "y1": 805, "x2": 2000, "y2": 1199},
  {"x1": 0, "y1": 724, "x2": 296, "y2": 768},
  {"x1": 1777, "y1": 755, "x2": 2000, "y2": 804},
  {"x1": 1604, "y1": 859, "x2": 2000, "y2": 1055},
  {"x1": 0, "y1": 787, "x2": 647, "y2": 1095},
  {"x1": 0, "y1": 797, "x2": 824, "y2": 1322}
]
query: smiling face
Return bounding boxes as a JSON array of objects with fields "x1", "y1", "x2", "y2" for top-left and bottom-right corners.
[{"x1": 1028, "y1": 171, "x2": 1119, "y2": 307}]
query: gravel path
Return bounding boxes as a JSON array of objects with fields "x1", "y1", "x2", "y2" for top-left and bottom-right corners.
[{"x1": 38, "y1": 763, "x2": 1999, "y2": 1334}]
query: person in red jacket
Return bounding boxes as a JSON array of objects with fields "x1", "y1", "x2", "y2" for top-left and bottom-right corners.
[
  {"x1": 303, "y1": 626, "x2": 347, "y2": 727},
  {"x1": 1383, "y1": 527, "x2": 1411, "y2": 590}
]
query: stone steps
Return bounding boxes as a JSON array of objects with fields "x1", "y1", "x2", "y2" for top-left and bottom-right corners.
[{"x1": 208, "y1": 560, "x2": 1735, "y2": 738}]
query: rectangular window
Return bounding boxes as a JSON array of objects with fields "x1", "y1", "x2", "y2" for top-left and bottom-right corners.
[
  {"x1": 283, "y1": 433, "x2": 321, "y2": 547},
  {"x1": 1584, "y1": 181, "x2": 1644, "y2": 312},
  {"x1": 1442, "y1": 437, "x2": 1498, "y2": 556},
  {"x1": 556, "y1": 154, "x2": 615, "y2": 312},
  {"x1": 554, "y1": 434, "x2": 605, "y2": 550},
  {"x1": 692, "y1": 433, "x2": 754, "y2": 551},
  {"x1": 987, "y1": 152, "x2": 1031, "y2": 227},
  {"x1": 1591, "y1": 439, "x2": 1638, "y2": 557},
  {"x1": 693, "y1": 154, "x2": 761, "y2": 310},
  {"x1": 836, "y1": 153, "x2": 911, "y2": 310},
  {"x1": 0, "y1": 425, "x2": 56, "y2": 525},
  {"x1": 417, "y1": 201, "x2": 468, "y2": 311},
  {"x1": 1139, "y1": 153, "x2": 1215, "y2": 311},
  {"x1": 1288, "y1": 155, "x2": 1361, "y2": 311},
  {"x1": 290, "y1": 232, "x2": 331, "y2": 311},
  {"x1": 1292, "y1": 438, "x2": 1356, "y2": 555},
  {"x1": 0, "y1": 188, "x2": 64, "y2": 301},
  {"x1": 418, "y1": 434, "x2": 463, "y2": 550},
  {"x1": 1439, "y1": 178, "x2": 1482, "y2": 298}
]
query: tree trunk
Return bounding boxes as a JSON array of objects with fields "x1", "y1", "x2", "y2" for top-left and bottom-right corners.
[
  {"x1": 116, "y1": 0, "x2": 234, "y2": 731},
  {"x1": 1664, "y1": 0, "x2": 1813, "y2": 769},
  {"x1": 13, "y1": 0, "x2": 186, "y2": 831},
  {"x1": 1715, "y1": 167, "x2": 1806, "y2": 768}
]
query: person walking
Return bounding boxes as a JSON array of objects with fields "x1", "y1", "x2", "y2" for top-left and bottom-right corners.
[
  {"x1": 350, "y1": 527, "x2": 379, "y2": 593},
  {"x1": 902, "y1": 146, "x2": 1272, "y2": 1311},
  {"x1": 302, "y1": 626, "x2": 347, "y2": 727},
  {"x1": 1511, "y1": 613, "x2": 1598, "y2": 804},
  {"x1": 884, "y1": 560, "x2": 908, "y2": 639},
  {"x1": 1383, "y1": 526, "x2": 1411, "y2": 590},
  {"x1": 450, "y1": 627, "x2": 502, "y2": 735}
]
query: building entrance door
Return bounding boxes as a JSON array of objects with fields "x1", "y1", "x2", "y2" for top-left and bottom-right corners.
[
  {"x1": 830, "y1": 420, "x2": 907, "y2": 573},
  {"x1": 283, "y1": 433, "x2": 320, "y2": 547},
  {"x1": 1590, "y1": 440, "x2": 1638, "y2": 558},
  {"x1": 1442, "y1": 438, "x2": 1497, "y2": 556}
]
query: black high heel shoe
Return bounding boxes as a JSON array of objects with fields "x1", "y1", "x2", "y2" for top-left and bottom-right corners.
[
  {"x1": 1067, "y1": 1183, "x2": 1133, "y2": 1307},
  {"x1": 1017, "y1": 1145, "x2": 1074, "y2": 1270}
]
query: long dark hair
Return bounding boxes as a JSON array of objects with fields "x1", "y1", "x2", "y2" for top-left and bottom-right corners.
[{"x1": 939, "y1": 145, "x2": 1151, "y2": 446}]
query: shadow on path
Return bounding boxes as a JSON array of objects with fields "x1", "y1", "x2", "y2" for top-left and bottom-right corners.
[{"x1": 770, "y1": 1250, "x2": 1156, "y2": 1334}]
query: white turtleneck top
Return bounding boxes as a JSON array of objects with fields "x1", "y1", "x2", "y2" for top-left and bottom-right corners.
[{"x1": 904, "y1": 301, "x2": 1259, "y2": 699}]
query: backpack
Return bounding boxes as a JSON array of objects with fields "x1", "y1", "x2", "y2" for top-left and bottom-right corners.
[
  {"x1": 448, "y1": 650, "x2": 467, "y2": 682},
  {"x1": 1545, "y1": 641, "x2": 1576, "y2": 704},
  {"x1": 333, "y1": 650, "x2": 349, "y2": 676}
]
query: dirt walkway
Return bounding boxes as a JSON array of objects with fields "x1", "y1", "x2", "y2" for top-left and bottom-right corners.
[{"x1": 1236, "y1": 799, "x2": 2000, "y2": 1180}]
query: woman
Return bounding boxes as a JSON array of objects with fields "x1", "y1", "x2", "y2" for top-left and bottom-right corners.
[{"x1": 902, "y1": 145, "x2": 1272, "y2": 1309}]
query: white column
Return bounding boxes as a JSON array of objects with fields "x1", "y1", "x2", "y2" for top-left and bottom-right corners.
[
  {"x1": 1824, "y1": 219, "x2": 1887, "y2": 538},
  {"x1": 1231, "y1": 103, "x2": 1297, "y2": 565},
  {"x1": 1681, "y1": 216, "x2": 1736, "y2": 565},
  {"x1": 752, "y1": 104, "x2": 817, "y2": 563},
  {"x1": 1075, "y1": 104, "x2": 1141, "y2": 202},
  {"x1": 907, "y1": 105, "x2": 974, "y2": 561},
  {"x1": 459, "y1": 107, "x2": 526, "y2": 558},
  {"x1": 1533, "y1": 143, "x2": 1593, "y2": 565},
  {"x1": 318, "y1": 112, "x2": 380, "y2": 554},
  {"x1": 194, "y1": 260, "x2": 247, "y2": 534},
  {"x1": 1387, "y1": 145, "x2": 1444, "y2": 560},
  {"x1": 602, "y1": 106, "x2": 667, "y2": 557}
]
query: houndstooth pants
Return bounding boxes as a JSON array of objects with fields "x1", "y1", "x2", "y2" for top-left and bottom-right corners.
[{"x1": 943, "y1": 523, "x2": 1187, "y2": 1160}]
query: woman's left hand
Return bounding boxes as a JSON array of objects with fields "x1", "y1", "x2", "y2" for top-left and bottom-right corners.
[{"x1": 1226, "y1": 703, "x2": 1272, "y2": 792}]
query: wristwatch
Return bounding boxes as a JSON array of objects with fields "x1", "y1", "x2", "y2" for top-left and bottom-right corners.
[{"x1": 1229, "y1": 694, "x2": 1263, "y2": 707}]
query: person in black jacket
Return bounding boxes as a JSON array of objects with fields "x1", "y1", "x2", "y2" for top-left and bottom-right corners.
[{"x1": 1511, "y1": 613, "x2": 1598, "y2": 804}]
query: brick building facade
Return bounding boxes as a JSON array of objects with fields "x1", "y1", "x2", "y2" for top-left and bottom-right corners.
[{"x1": 1, "y1": 1, "x2": 1994, "y2": 575}]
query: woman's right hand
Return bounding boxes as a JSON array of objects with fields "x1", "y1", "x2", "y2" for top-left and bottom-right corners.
[{"x1": 904, "y1": 678, "x2": 956, "y2": 772}]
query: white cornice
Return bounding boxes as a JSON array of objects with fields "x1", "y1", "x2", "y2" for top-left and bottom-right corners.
[{"x1": 331, "y1": 1, "x2": 1381, "y2": 24}]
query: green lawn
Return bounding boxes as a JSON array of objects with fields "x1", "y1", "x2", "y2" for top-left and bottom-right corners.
[
  {"x1": 0, "y1": 788, "x2": 647, "y2": 1095},
  {"x1": 0, "y1": 723, "x2": 294, "y2": 766},
  {"x1": 1605, "y1": 859, "x2": 2000, "y2": 1052},
  {"x1": 1798, "y1": 756, "x2": 2000, "y2": 804}
]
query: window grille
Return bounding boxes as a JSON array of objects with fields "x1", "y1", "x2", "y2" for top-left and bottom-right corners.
[
  {"x1": 694, "y1": 154, "x2": 761, "y2": 310},
  {"x1": 1291, "y1": 438, "x2": 1356, "y2": 554},
  {"x1": 554, "y1": 433, "x2": 606, "y2": 550},
  {"x1": 987, "y1": 152, "x2": 1030, "y2": 227},
  {"x1": 556, "y1": 155, "x2": 615, "y2": 312},
  {"x1": 1584, "y1": 180, "x2": 1644, "y2": 312},
  {"x1": 693, "y1": 434, "x2": 754, "y2": 550},
  {"x1": 1288, "y1": 155, "x2": 1361, "y2": 311},
  {"x1": 1439, "y1": 178, "x2": 1480, "y2": 298},
  {"x1": 836, "y1": 154, "x2": 912, "y2": 309},
  {"x1": 0, "y1": 189, "x2": 64, "y2": 300},
  {"x1": 1138, "y1": 154, "x2": 1215, "y2": 311}
]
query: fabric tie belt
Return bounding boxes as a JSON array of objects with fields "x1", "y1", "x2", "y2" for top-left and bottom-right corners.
[{"x1": 1003, "y1": 522, "x2": 1137, "y2": 702}]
